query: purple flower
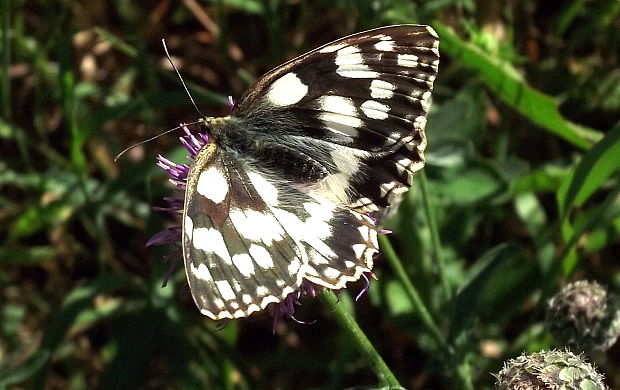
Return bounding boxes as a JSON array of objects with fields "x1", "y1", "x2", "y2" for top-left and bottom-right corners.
[{"x1": 149, "y1": 125, "x2": 377, "y2": 326}]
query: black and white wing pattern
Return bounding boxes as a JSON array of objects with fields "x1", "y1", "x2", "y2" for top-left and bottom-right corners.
[
  {"x1": 178, "y1": 25, "x2": 439, "y2": 320},
  {"x1": 234, "y1": 24, "x2": 439, "y2": 213},
  {"x1": 182, "y1": 144, "x2": 378, "y2": 319}
]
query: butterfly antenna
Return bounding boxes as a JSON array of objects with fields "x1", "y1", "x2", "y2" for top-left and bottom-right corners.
[
  {"x1": 162, "y1": 38, "x2": 206, "y2": 119},
  {"x1": 113, "y1": 121, "x2": 202, "y2": 162}
]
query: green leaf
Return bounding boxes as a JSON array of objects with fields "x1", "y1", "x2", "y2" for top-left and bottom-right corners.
[
  {"x1": 449, "y1": 244, "x2": 520, "y2": 333},
  {"x1": 433, "y1": 164, "x2": 505, "y2": 205},
  {"x1": 557, "y1": 122, "x2": 620, "y2": 220},
  {"x1": 384, "y1": 280, "x2": 414, "y2": 317},
  {"x1": 93, "y1": 27, "x2": 138, "y2": 57},
  {"x1": 218, "y1": 0, "x2": 264, "y2": 14},
  {"x1": 433, "y1": 23, "x2": 602, "y2": 150}
]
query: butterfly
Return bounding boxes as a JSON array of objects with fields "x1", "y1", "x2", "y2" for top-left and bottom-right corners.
[{"x1": 158, "y1": 24, "x2": 439, "y2": 320}]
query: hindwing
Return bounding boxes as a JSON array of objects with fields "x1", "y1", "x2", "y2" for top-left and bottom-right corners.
[{"x1": 182, "y1": 144, "x2": 378, "y2": 320}]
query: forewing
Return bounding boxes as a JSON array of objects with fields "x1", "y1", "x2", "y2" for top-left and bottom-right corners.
[
  {"x1": 182, "y1": 145, "x2": 378, "y2": 320},
  {"x1": 233, "y1": 25, "x2": 439, "y2": 214}
]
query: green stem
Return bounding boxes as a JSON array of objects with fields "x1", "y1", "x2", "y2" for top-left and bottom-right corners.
[
  {"x1": 320, "y1": 291, "x2": 402, "y2": 389},
  {"x1": 379, "y1": 235, "x2": 447, "y2": 348},
  {"x1": 419, "y1": 171, "x2": 451, "y2": 300},
  {"x1": 556, "y1": 185, "x2": 620, "y2": 277}
]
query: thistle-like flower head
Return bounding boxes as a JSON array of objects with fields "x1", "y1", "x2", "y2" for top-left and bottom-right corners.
[
  {"x1": 494, "y1": 349, "x2": 609, "y2": 390},
  {"x1": 546, "y1": 280, "x2": 620, "y2": 353}
]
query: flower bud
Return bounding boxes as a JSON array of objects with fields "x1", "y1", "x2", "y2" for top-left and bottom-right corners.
[{"x1": 546, "y1": 280, "x2": 620, "y2": 353}]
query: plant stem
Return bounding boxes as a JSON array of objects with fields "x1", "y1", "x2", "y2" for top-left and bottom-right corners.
[
  {"x1": 379, "y1": 235, "x2": 447, "y2": 349},
  {"x1": 419, "y1": 171, "x2": 451, "y2": 299},
  {"x1": 321, "y1": 290, "x2": 403, "y2": 389}
]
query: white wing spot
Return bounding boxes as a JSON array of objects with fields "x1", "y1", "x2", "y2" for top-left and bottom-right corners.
[
  {"x1": 260, "y1": 295, "x2": 280, "y2": 308},
  {"x1": 266, "y1": 73, "x2": 308, "y2": 106},
  {"x1": 421, "y1": 91, "x2": 433, "y2": 111},
  {"x1": 397, "y1": 53, "x2": 419, "y2": 68},
  {"x1": 318, "y1": 96, "x2": 363, "y2": 136},
  {"x1": 319, "y1": 113, "x2": 363, "y2": 137},
  {"x1": 303, "y1": 208, "x2": 332, "y2": 240},
  {"x1": 303, "y1": 201, "x2": 335, "y2": 223},
  {"x1": 370, "y1": 229, "x2": 379, "y2": 248},
  {"x1": 242, "y1": 294, "x2": 252, "y2": 304},
  {"x1": 315, "y1": 147, "x2": 367, "y2": 204},
  {"x1": 323, "y1": 267, "x2": 341, "y2": 279},
  {"x1": 309, "y1": 251, "x2": 330, "y2": 265},
  {"x1": 379, "y1": 182, "x2": 398, "y2": 198},
  {"x1": 370, "y1": 79, "x2": 395, "y2": 99},
  {"x1": 319, "y1": 42, "x2": 347, "y2": 53},
  {"x1": 396, "y1": 157, "x2": 413, "y2": 174},
  {"x1": 191, "y1": 263, "x2": 213, "y2": 281},
  {"x1": 249, "y1": 244, "x2": 274, "y2": 269},
  {"x1": 426, "y1": 26, "x2": 439, "y2": 38},
  {"x1": 288, "y1": 258, "x2": 301, "y2": 275},
  {"x1": 319, "y1": 95, "x2": 358, "y2": 116},
  {"x1": 414, "y1": 116, "x2": 428, "y2": 134},
  {"x1": 197, "y1": 166, "x2": 228, "y2": 203},
  {"x1": 256, "y1": 286, "x2": 269, "y2": 296},
  {"x1": 374, "y1": 40, "x2": 394, "y2": 51},
  {"x1": 247, "y1": 172, "x2": 279, "y2": 205},
  {"x1": 358, "y1": 225, "x2": 370, "y2": 239},
  {"x1": 337, "y1": 67, "x2": 379, "y2": 79},
  {"x1": 193, "y1": 227, "x2": 232, "y2": 264},
  {"x1": 213, "y1": 298, "x2": 225, "y2": 309},
  {"x1": 360, "y1": 100, "x2": 390, "y2": 120},
  {"x1": 232, "y1": 253, "x2": 255, "y2": 277},
  {"x1": 184, "y1": 215, "x2": 193, "y2": 240},
  {"x1": 200, "y1": 308, "x2": 217, "y2": 319},
  {"x1": 351, "y1": 197, "x2": 373, "y2": 208},
  {"x1": 229, "y1": 208, "x2": 284, "y2": 245},
  {"x1": 335, "y1": 45, "x2": 360, "y2": 57},
  {"x1": 335, "y1": 45, "x2": 379, "y2": 79},
  {"x1": 215, "y1": 280, "x2": 236, "y2": 301},
  {"x1": 270, "y1": 208, "x2": 306, "y2": 243}
]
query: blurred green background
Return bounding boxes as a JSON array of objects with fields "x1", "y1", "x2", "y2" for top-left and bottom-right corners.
[{"x1": 1, "y1": 0, "x2": 619, "y2": 389}]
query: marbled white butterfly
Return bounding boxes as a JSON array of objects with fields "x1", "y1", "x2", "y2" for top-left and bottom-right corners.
[{"x1": 153, "y1": 25, "x2": 439, "y2": 320}]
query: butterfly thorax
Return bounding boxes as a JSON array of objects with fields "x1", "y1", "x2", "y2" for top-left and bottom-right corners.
[{"x1": 202, "y1": 109, "x2": 334, "y2": 186}]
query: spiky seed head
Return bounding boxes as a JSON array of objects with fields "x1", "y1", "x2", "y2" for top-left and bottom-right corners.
[
  {"x1": 494, "y1": 349, "x2": 609, "y2": 390},
  {"x1": 546, "y1": 280, "x2": 620, "y2": 353}
]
